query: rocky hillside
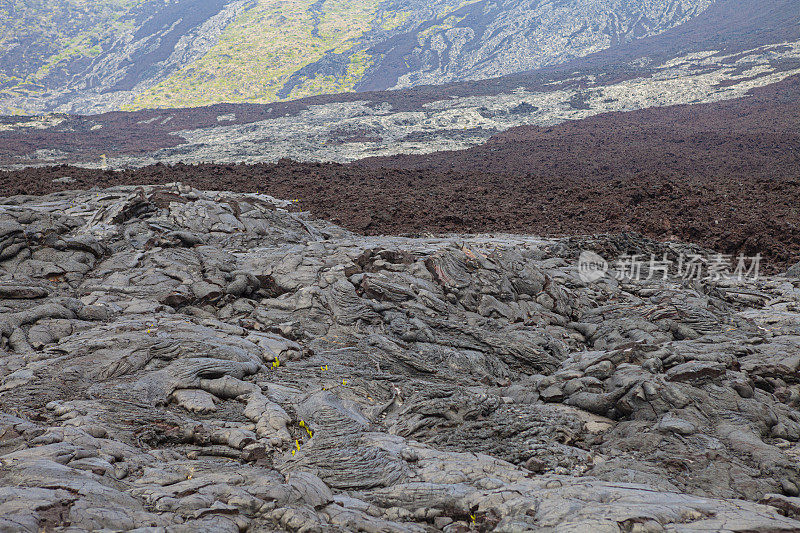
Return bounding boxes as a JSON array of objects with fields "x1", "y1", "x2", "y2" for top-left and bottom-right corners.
[
  {"x1": 0, "y1": 0, "x2": 797, "y2": 169},
  {"x1": 3, "y1": 73, "x2": 800, "y2": 270},
  {"x1": 0, "y1": 0, "x2": 714, "y2": 114},
  {"x1": 2, "y1": 184, "x2": 800, "y2": 531}
]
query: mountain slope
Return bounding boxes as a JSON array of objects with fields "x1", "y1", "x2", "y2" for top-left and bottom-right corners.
[
  {"x1": 2, "y1": 74, "x2": 800, "y2": 268},
  {"x1": 0, "y1": 0, "x2": 714, "y2": 114},
  {"x1": 359, "y1": 0, "x2": 713, "y2": 91},
  {"x1": 1, "y1": 0, "x2": 798, "y2": 170}
]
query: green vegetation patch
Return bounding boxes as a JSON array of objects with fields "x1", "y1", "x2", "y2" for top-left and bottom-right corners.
[{"x1": 126, "y1": 0, "x2": 381, "y2": 110}]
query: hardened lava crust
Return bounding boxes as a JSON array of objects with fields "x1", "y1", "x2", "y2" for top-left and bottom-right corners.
[{"x1": 1, "y1": 184, "x2": 800, "y2": 531}]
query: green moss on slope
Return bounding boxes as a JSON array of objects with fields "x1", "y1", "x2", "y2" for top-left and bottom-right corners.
[
  {"x1": 126, "y1": 0, "x2": 380, "y2": 110},
  {"x1": 0, "y1": 0, "x2": 144, "y2": 112}
]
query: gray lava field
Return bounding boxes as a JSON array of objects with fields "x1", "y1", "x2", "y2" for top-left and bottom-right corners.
[{"x1": 1, "y1": 185, "x2": 800, "y2": 531}]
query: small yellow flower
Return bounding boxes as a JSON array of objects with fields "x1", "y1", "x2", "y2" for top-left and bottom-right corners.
[{"x1": 342, "y1": 380, "x2": 347, "y2": 386}]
